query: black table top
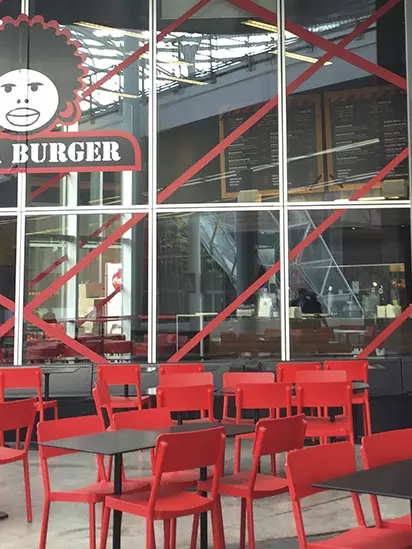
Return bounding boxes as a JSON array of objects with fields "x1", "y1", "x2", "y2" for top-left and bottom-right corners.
[
  {"x1": 39, "y1": 422, "x2": 255, "y2": 456},
  {"x1": 41, "y1": 367, "x2": 80, "y2": 375},
  {"x1": 313, "y1": 459, "x2": 412, "y2": 500}
]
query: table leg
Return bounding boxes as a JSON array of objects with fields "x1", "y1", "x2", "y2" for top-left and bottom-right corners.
[
  {"x1": 0, "y1": 511, "x2": 8, "y2": 520},
  {"x1": 410, "y1": 499, "x2": 412, "y2": 527},
  {"x1": 123, "y1": 385, "x2": 129, "y2": 398},
  {"x1": 44, "y1": 373, "x2": 51, "y2": 401},
  {"x1": 112, "y1": 454, "x2": 123, "y2": 549},
  {"x1": 200, "y1": 467, "x2": 208, "y2": 549}
]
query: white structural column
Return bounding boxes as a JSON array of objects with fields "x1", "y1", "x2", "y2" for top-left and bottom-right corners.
[
  {"x1": 405, "y1": 0, "x2": 412, "y2": 244},
  {"x1": 277, "y1": 0, "x2": 290, "y2": 361},
  {"x1": 121, "y1": 171, "x2": 133, "y2": 341}
]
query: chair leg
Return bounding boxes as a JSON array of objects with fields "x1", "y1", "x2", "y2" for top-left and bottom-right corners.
[
  {"x1": 39, "y1": 501, "x2": 51, "y2": 549},
  {"x1": 99, "y1": 506, "x2": 111, "y2": 549},
  {"x1": 170, "y1": 519, "x2": 177, "y2": 549},
  {"x1": 163, "y1": 520, "x2": 171, "y2": 549},
  {"x1": 89, "y1": 503, "x2": 96, "y2": 549},
  {"x1": 363, "y1": 400, "x2": 372, "y2": 436},
  {"x1": 240, "y1": 498, "x2": 246, "y2": 549},
  {"x1": 146, "y1": 519, "x2": 156, "y2": 549},
  {"x1": 53, "y1": 402, "x2": 58, "y2": 419},
  {"x1": 234, "y1": 436, "x2": 242, "y2": 474},
  {"x1": 270, "y1": 454, "x2": 277, "y2": 476},
  {"x1": 190, "y1": 516, "x2": 199, "y2": 549},
  {"x1": 211, "y1": 501, "x2": 226, "y2": 549},
  {"x1": 23, "y1": 455, "x2": 32, "y2": 523},
  {"x1": 216, "y1": 496, "x2": 225, "y2": 547},
  {"x1": 246, "y1": 499, "x2": 256, "y2": 549}
]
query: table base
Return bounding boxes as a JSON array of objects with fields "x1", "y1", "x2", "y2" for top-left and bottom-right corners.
[{"x1": 0, "y1": 511, "x2": 9, "y2": 520}]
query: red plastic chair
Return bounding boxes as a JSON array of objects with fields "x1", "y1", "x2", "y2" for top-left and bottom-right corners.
[
  {"x1": 111, "y1": 408, "x2": 212, "y2": 489},
  {"x1": 100, "y1": 427, "x2": 226, "y2": 549},
  {"x1": 286, "y1": 441, "x2": 412, "y2": 548},
  {"x1": 92, "y1": 379, "x2": 115, "y2": 425},
  {"x1": 97, "y1": 364, "x2": 150, "y2": 410},
  {"x1": 0, "y1": 367, "x2": 58, "y2": 421},
  {"x1": 276, "y1": 362, "x2": 321, "y2": 382},
  {"x1": 361, "y1": 429, "x2": 412, "y2": 531},
  {"x1": 158, "y1": 372, "x2": 213, "y2": 387},
  {"x1": 0, "y1": 398, "x2": 36, "y2": 522},
  {"x1": 158, "y1": 363, "x2": 204, "y2": 380},
  {"x1": 325, "y1": 360, "x2": 372, "y2": 435},
  {"x1": 296, "y1": 381, "x2": 355, "y2": 444},
  {"x1": 156, "y1": 384, "x2": 215, "y2": 423},
  {"x1": 37, "y1": 415, "x2": 150, "y2": 549},
  {"x1": 222, "y1": 372, "x2": 275, "y2": 423},
  {"x1": 233, "y1": 382, "x2": 293, "y2": 474},
  {"x1": 198, "y1": 416, "x2": 307, "y2": 549},
  {"x1": 295, "y1": 370, "x2": 347, "y2": 383}
]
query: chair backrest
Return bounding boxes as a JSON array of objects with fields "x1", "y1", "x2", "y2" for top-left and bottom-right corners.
[
  {"x1": 223, "y1": 371, "x2": 275, "y2": 389},
  {"x1": 158, "y1": 372, "x2": 213, "y2": 387},
  {"x1": 254, "y1": 415, "x2": 307, "y2": 459},
  {"x1": 112, "y1": 408, "x2": 172, "y2": 431},
  {"x1": 158, "y1": 364, "x2": 204, "y2": 379},
  {"x1": 361, "y1": 428, "x2": 412, "y2": 469},
  {"x1": 286, "y1": 441, "x2": 363, "y2": 547},
  {"x1": 97, "y1": 364, "x2": 142, "y2": 386},
  {"x1": 276, "y1": 362, "x2": 321, "y2": 383},
  {"x1": 324, "y1": 360, "x2": 368, "y2": 383},
  {"x1": 156, "y1": 385, "x2": 215, "y2": 420},
  {"x1": 92, "y1": 379, "x2": 113, "y2": 423},
  {"x1": 235, "y1": 383, "x2": 293, "y2": 421},
  {"x1": 0, "y1": 398, "x2": 37, "y2": 451},
  {"x1": 0, "y1": 367, "x2": 43, "y2": 402},
  {"x1": 296, "y1": 381, "x2": 352, "y2": 413},
  {"x1": 295, "y1": 370, "x2": 347, "y2": 383},
  {"x1": 150, "y1": 427, "x2": 225, "y2": 510}
]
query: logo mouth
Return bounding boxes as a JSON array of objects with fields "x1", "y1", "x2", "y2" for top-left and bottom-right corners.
[{"x1": 6, "y1": 107, "x2": 40, "y2": 127}]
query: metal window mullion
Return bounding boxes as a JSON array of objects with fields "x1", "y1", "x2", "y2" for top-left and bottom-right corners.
[
  {"x1": 277, "y1": 0, "x2": 290, "y2": 361},
  {"x1": 147, "y1": 0, "x2": 158, "y2": 363},
  {"x1": 404, "y1": 1, "x2": 412, "y2": 278}
]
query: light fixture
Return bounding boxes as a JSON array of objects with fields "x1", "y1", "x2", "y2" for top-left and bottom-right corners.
[
  {"x1": 242, "y1": 19, "x2": 297, "y2": 39},
  {"x1": 272, "y1": 50, "x2": 332, "y2": 65},
  {"x1": 358, "y1": 196, "x2": 386, "y2": 201},
  {"x1": 75, "y1": 21, "x2": 146, "y2": 39},
  {"x1": 99, "y1": 88, "x2": 141, "y2": 99},
  {"x1": 160, "y1": 76, "x2": 207, "y2": 86}
]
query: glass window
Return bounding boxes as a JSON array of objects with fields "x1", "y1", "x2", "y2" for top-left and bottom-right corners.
[
  {"x1": 0, "y1": 216, "x2": 16, "y2": 363},
  {"x1": 288, "y1": 208, "x2": 411, "y2": 358},
  {"x1": 157, "y1": 210, "x2": 281, "y2": 360}
]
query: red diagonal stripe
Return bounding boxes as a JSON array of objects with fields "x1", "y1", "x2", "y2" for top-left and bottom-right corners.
[
  {"x1": 78, "y1": 288, "x2": 120, "y2": 327},
  {"x1": 169, "y1": 148, "x2": 409, "y2": 361}
]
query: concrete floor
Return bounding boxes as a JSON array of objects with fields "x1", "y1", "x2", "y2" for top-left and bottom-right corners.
[{"x1": 0, "y1": 440, "x2": 409, "y2": 549}]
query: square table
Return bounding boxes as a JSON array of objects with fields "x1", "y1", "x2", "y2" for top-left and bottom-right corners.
[
  {"x1": 40, "y1": 422, "x2": 255, "y2": 549},
  {"x1": 313, "y1": 459, "x2": 412, "y2": 521}
]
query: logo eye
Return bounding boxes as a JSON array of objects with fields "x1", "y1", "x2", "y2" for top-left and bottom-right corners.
[
  {"x1": 29, "y1": 83, "x2": 42, "y2": 92},
  {"x1": 2, "y1": 84, "x2": 14, "y2": 93}
]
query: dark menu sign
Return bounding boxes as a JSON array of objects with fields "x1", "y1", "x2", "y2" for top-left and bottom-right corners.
[
  {"x1": 220, "y1": 95, "x2": 324, "y2": 198},
  {"x1": 325, "y1": 86, "x2": 408, "y2": 187}
]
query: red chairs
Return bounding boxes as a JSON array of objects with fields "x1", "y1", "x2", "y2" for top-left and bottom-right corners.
[
  {"x1": 158, "y1": 372, "x2": 213, "y2": 387},
  {"x1": 233, "y1": 382, "x2": 293, "y2": 473},
  {"x1": 158, "y1": 363, "x2": 204, "y2": 379},
  {"x1": 156, "y1": 384, "x2": 215, "y2": 423},
  {"x1": 101, "y1": 427, "x2": 226, "y2": 549},
  {"x1": 325, "y1": 360, "x2": 372, "y2": 435},
  {"x1": 37, "y1": 415, "x2": 150, "y2": 549},
  {"x1": 97, "y1": 364, "x2": 150, "y2": 410},
  {"x1": 93, "y1": 379, "x2": 115, "y2": 424},
  {"x1": 296, "y1": 381, "x2": 355, "y2": 444},
  {"x1": 222, "y1": 372, "x2": 275, "y2": 423},
  {"x1": 295, "y1": 370, "x2": 347, "y2": 383},
  {"x1": 276, "y1": 362, "x2": 321, "y2": 382},
  {"x1": 199, "y1": 416, "x2": 306, "y2": 549},
  {"x1": 112, "y1": 408, "x2": 211, "y2": 489},
  {"x1": 286, "y1": 441, "x2": 412, "y2": 548},
  {"x1": 361, "y1": 429, "x2": 412, "y2": 531},
  {"x1": 0, "y1": 398, "x2": 36, "y2": 522},
  {"x1": 0, "y1": 367, "x2": 58, "y2": 421}
]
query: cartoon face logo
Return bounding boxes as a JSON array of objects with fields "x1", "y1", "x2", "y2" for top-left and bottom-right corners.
[
  {"x1": 0, "y1": 69, "x2": 59, "y2": 132},
  {"x1": 0, "y1": 16, "x2": 87, "y2": 135}
]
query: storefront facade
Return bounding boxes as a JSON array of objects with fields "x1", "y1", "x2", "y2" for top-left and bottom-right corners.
[{"x1": 0, "y1": 0, "x2": 411, "y2": 379}]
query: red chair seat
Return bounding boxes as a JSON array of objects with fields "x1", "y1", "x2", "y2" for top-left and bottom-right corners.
[
  {"x1": 110, "y1": 395, "x2": 151, "y2": 408},
  {"x1": 51, "y1": 479, "x2": 149, "y2": 504},
  {"x1": 380, "y1": 516, "x2": 411, "y2": 530},
  {"x1": 0, "y1": 446, "x2": 26, "y2": 464},
  {"x1": 309, "y1": 526, "x2": 412, "y2": 548},
  {"x1": 106, "y1": 487, "x2": 213, "y2": 520},
  {"x1": 200, "y1": 471, "x2": 289, "y2": 499},
  {"x1": 305, "y1": 416, "x2": 351, "y2": 438}
]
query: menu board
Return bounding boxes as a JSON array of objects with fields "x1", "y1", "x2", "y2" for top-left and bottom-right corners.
[
  {"x1": 325, "y1": 86, "x2": 408, "y2": 190},
  {"x1": 220, "y1": 95, "x2": 324, "y2": 198}
]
